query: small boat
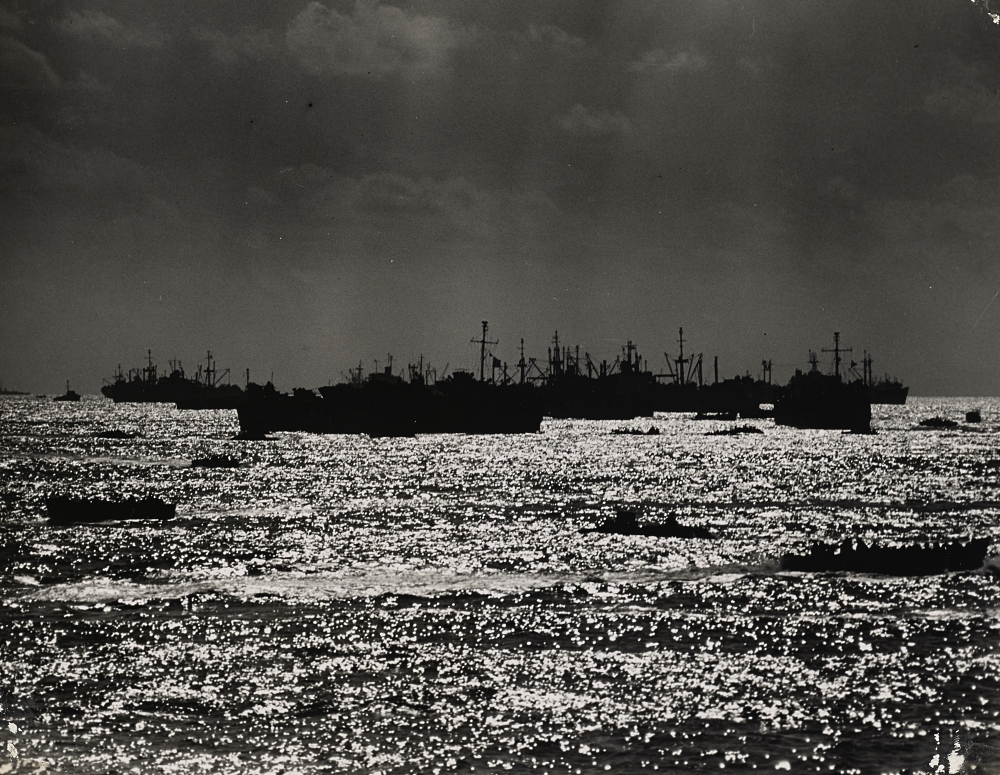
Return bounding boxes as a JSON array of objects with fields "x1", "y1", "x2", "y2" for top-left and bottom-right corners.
[
  {"x1": 190, "y1": 455, "x2": 241, "y2": 468},
  {"x1": 54, "y1": 382, "x2": 81, "y2": 402},
  {"x1": 95, "y1": 430, "x2": 140, "y2": 439},
  {"x1": 918, "y1": 417, "x2": 958, "y2": 429},
  {"x1": 583, "y1": 507, "x2": 712, "y2": 539},
  {"x1": 779, "y1": 537, "x2": 991, "y2": 576},
  {"x1": 966, "y1": 410, "x2": 982, "y2": 424},
  {"x1": 611, "y1": 426, "x2": 659, "y2": 436},
  {"x1": 707, "y1": 425, "x2": 763, "y2": 436},
  {"x1": 46, "y1": 496, "x2": 176, "y2": 525},
  {"x1": 233, "y1": 431, "x2": 276, "y2": 441},
  {"x1": 694, "y1": 412, "x2": 737, "y2": 421}
]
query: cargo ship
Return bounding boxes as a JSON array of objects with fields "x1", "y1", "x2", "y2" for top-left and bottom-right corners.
[
  {"x1": 54, "y1": 381, "x2": 81, "y2": 402},
  {"x1": 0, "y1": 382, "x2": 27, "y2": 396},
  {"x1": 854, "y1": 352, "x2": 909, "y2": 404},
  {"x1": 773, "y1": 333, "x2": 871, "y2": 432},
  {"x1": 652, "y1": 328, "x2": 776, "y2": 417},
  {"x1": 236, "y1": 323, "x2": 544, "y2": 437},
  {"x1": 538, "y1": 334, "x2": 659, "y2": 420},
  {"x1": 102, "y1": 351, "x2": 244, "y2": 409}
]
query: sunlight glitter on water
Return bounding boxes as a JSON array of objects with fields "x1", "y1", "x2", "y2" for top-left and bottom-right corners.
[{"x1": 0, "y1": 396, "x2": 999, "y2": 773}]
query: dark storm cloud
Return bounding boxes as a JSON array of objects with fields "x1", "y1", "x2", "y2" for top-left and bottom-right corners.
[
  {"x1": 56, "y1": 7, "x2": 169, "y2": 48},
  {"x1": 3, "y1": 0, "x2": 1000, "y2": 393},
  {"x1": 286, "y1": 0, "x2": 475, "y2": 78}
]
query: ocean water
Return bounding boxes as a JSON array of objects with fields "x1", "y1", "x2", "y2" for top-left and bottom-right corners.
[{"x1": 0, "y1": 395, "x2": 998, "y2": 774}]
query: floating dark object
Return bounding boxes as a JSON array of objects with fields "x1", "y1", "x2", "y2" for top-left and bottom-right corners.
[
  {"x1": 694, "y1": 412, "x2": 737, "y2": 421},
  {"x1": 54, "y1": 382, "x2": 81, "y2": 402},
  {"x1": 779, "y1": 537, "x2": 991, "y2": 576},
  {"x1": 46, "y1": 496, "x2": 176, "y2": 526},
  {"x1": 707, "y1": 425, "x2": 763, "y2": 436},
  {"x1": 237, "y1": 324, "x2": 544, "y2": 437},
  {"x1": 190, "y1": 455, "x2": 241, "y2": 468},
  {"x1": 233, "y1": 431, "x2": 276, "y2": 441},
  {"x1": 773, "y1": 333, "x2": 872, "y2": 432},
  {"x1": 918, "y1": 417, "x2": 959, "y2": 429},
  {"x1": 102, "y1": 350, "x2": 244, "y2": 409},
  {"x1": 611, "y1": 426, "x2": 660, "y2": 436},
  {"x1": 95, "y1": 430, "x2": 139, "y2": 439},
  {"x1": 966, "y1": 410, "x2": 982, "y2": 424},
  {"x1": 583, "y1": 507, "x2": 712, "y2": 539}
]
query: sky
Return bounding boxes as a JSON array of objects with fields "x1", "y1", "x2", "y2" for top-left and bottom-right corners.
[{"x1": 3, "y1": 0, "x2": 1000, "y2": 395}]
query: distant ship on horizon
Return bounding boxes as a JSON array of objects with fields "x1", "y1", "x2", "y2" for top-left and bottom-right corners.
[
  {"x1": 0, "y1": 382, "x2": 28, "y2": 396},
  {"x1": 101, "y1": 350, "x2": 244, "y2": 409},
  {"x1": 773, "y1": 333, "x2": 873, "y2": 432},
  {"x1": 853, "y1": 352, "x2": 909, "y2": 405}
]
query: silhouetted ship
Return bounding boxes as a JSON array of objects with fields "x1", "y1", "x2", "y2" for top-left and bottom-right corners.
[
  {"x1": 46, "y1": 496, "x2": 176, "y2": 525},
  {"x1": 102, "y1": 351, "x2": 244, "y2": 409},
  {"x1": 653, "y1": 329, "x2": 777, "y2": 417},
  {"x1": 538, "y1": 334, "x2": 659, "y2": 419},
  {"x1": 0, "y1": 382, "x2": 27, "y2": 396},
  {"x1": 582, "y1": 506, "x2": 713, "y2": 539},
  {"x1": 54, "y1": 382, "x2": 81, "y2": 402},
  {"x1": 236, "y1": 323, "x2": 544, "y2": 437},
  {"x1": 773, "y1": 334, "x2": 871, "y2": 432},
  {"x1": 534, "y1": 328, "x2": 775, "y2": 420},
  {"x1": 780, "y1": 536, "x2": 990, "y2": 575},
  {"x1": 853, "y1": 352, "x2": 908, "y2": 404}
]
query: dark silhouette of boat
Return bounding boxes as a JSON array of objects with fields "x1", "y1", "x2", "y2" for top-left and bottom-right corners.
[
  {"x1": 707, "y1": 425, "x2": 763, "y2": 436},
  {"x1": 780, "y1": 537, "x2": 991, "y2": 575},
  {"x1": 46, "y1": 496, "x2": 176, "y2": 525},
  {"x1": 694, "y1": 411, "x2": 737, "y2": 421},
  {"x1": 95, "y1": 430, "x2": 140, "y2": 439},
  {"x1": 102, "y1": 351, "x2": 244, "y2": 409},
  {"x1": 54, "y1": 382, "x2": 81, "y2": 402},
  {"x1": 583, "y1": 507, "x2": 712, "y2": 538},
  {"x1": 852, "y1": 352, "x2": 908, "y2": 404},
  {"x1": 773, "y1": 334, "x2": 871, "y2": 432},
  {"x1": 190, "y1": 455, "x2": 241, "y2": 468},
  {"x1": 611, "y1": 426, "x2": 659, "y2": 435},
  {"x1": 918, "y1": 417, "x2": 959, "y2": 429},
  {"x1": 966, "y1": 410, "x2": 982, "y2": 423},
  {"x1": 0, "y1": 382, "x2": 27, "y2": 396},
  {"x1": 535, "y1": 328, "x2": 775, "y2": 420},
  {"x1": 539, "y1": 334, "x2": 660, "y2": 420},
  {"x1": 653, "y1": 330, "x2": 777, "y2": 418},
  {"x1": 237, "y1": 324, "x2": 544, "y2": 437}
]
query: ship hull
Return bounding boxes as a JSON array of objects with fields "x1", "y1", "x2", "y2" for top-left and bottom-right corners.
[
  {"x1": 868, "y1": 384, "x2": 908, "y2": 405},
  {"x1": 237, "y1": 376, "x2": 543, "y2": 437},
  {"x1": 773, "y1": 373, "x2": 871, "y2": 432}
]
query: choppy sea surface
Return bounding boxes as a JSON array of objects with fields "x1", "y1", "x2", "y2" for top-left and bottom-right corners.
[{"x1": 1, "y1": 395, "x2": 998, "y2": 775}]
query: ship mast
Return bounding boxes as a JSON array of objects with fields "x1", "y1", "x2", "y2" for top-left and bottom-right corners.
[
  {"x1": 822, "y1": 332, "x2": 851, "y2": 380},
  {"x1": 472, "y1": 321, "x2": 498, "y2": 382}
]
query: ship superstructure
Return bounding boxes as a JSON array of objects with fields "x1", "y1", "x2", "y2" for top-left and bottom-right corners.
[{"x1": 102, "y1": 350, "x2": 243, "y2": 409}]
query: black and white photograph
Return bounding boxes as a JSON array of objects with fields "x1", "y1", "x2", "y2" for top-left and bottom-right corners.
[{"x1": 2, "y1": 0, "x2": 1000, "y2": 772}]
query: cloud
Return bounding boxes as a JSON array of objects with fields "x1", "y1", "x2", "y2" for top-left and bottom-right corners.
[
  {"x1": 286, "y1": 0, "x2": 473, "y2": 78},
  {"x1": 0, "y1": 4, "x2": 22, "y2": 31},
  {"x1": 0, "y1": 124, "x2": 162, "y2": 209},
  {"x1": 630, "y1": 49, "x2": 707, "y2": 74},
  {"x1": 57, "y1": 9, "x2": 168, "y2": 49},
  {"x1": 923, "y1": 60, "x2": 1000, "y2": 123},
  {"x1": 293, "y1": 168, "x2": 560, "y2": 241},
  {"x1": 0, "y1": 34, "x2": 60, "y2": 91},
  {"x1": 525, "y1": 23, "x2": 585, "y2": 55},
  {"x1": 192, "y1": 25, "x2": 281, "y2": 65},
  {"x1": 866, "y1": 176, "x2": 1000, "y2": 253},
  {"x1": 555, "y1": 104, "x2": 631, "y2": 138}
]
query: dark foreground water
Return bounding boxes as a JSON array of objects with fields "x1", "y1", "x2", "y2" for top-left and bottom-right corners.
[{"x1": 1, "y1": 396, "x2": 998, "y2": 774}]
